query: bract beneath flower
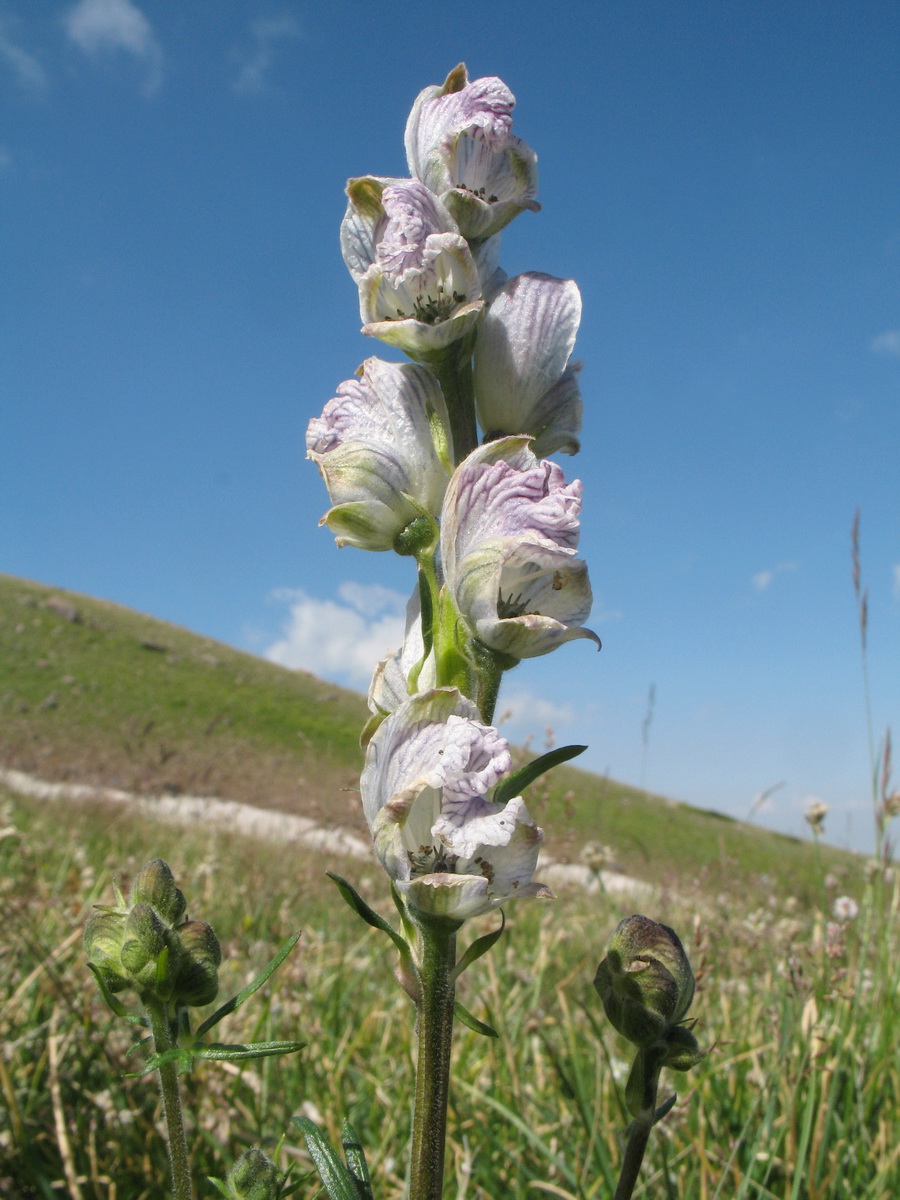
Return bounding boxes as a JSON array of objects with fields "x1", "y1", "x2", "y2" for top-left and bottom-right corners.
[
  {"x1": 306, "y1": 357, "x2": 450, "y2": 551},
  {"x1": 405, "y1": 64, "x2": 540, "y2": 241},
  {"x1": 360, "y1": 688, "x2": 550, "y2": 920},
  {"x1": 441, "y1": 438, "x2": 600, "y2": 658},
  {"x1": 341, "y1": 176, "x2": 483, "y2": 355},
  {"x1": 475, "y1": 272, "x2": 583, "y2": 456},
  {"x1": 366, "y1": 589, "x2": 436, "y2": 726}
]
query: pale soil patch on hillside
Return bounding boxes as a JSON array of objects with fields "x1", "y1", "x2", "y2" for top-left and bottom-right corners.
[{"x1": 0, "y1": 766, "x2": 655, "y2": 900}]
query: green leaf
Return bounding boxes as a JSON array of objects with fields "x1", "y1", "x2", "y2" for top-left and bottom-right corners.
[
  {"x1": 195, "y1": 931, "x2": 301, "y2": 1038},
  {"x1": 454, "y1": 999, "x2": 498, "y2": 1038},
  {"x1": 194, "y1": 1039, "x2": 307, "y2": 1063},
  {"x1": 86, "y1": 963, "x2": 145, "y2": 1024},
  {"x1": 292, "y1": 1117, "x2": 359, "y2": 1200},
  {"x1": 206, "y1": 1179, "x2": 231, "y2": 1198},
  {"x1": 492, "y1": 744, "x2": 587, "y2": 807},
  {"x1": 450, "y1": 910, "x2": 505, "y2": 983},
  {"x1": 654, "y1": 1093, "x2": 678, "y2": 1123},
  {"x1": 327, "y1": 873, "x2": 412, "y2": 963},
  {"x1": 341, "y1": 1120, "x2": 373, "y2": 1200}
]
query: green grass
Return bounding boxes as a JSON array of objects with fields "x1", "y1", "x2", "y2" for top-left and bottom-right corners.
[
  {"x1": 1, "y1": 787, "x2": 895, "y2": 1199},
  {"x1": 1, "y1": 570, "x2": 888, "y2": 1198},
  {"x1": 0, "y1": 572, "x2": 859, "y2": 897}
]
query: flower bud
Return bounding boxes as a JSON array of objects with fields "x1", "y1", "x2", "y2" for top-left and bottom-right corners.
[
  {"x1": 593, "y1": 915, "x2": 695, "y2": 1048},
  {"x1": 84, "y1": 910, "x2": 130, "y2": 992},
  {"x1": 173, "y1": 919, "x2": 222, "y2": 1007},
  {"x1": 84, "y1": 859, "x2": 218, "y2": 1009},
  {"x1": 221, "y1": 1148, "x2": 280, "y2": 1200},
  {"x1": 129, "y1": 858, "x2": 187, "y2": 926},
  {"x1": 120, "y1": 902, "x2": 178, "y2": 995}
]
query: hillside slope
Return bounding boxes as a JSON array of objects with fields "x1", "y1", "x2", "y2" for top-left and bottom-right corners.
[{"x1": 0, "y1": 572, "x2": 857, "y2": 895}]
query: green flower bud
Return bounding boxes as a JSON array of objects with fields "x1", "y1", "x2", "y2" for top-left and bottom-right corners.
[
  {"x1": 120, "y1": 902, "x2": 180, "y2": 997},
  {"x1": 84, "y1": 910, "x2": 130, "y2": 992},
  {"x1": 222, "y1": 1148, "x2": 280, "y2": 1200},
  {"x1": 393, "y1": 513, "x2": 438, "y2": 557},
  {"x1": 593, "y1": 915, "x2": 695, "y2": 1049},
  {"x1": 174, "y1": 920, "x2": 222, "y2": 1007},
  {"x1": 129, "y1": 859, "x2": 187, "y2": 926},
  {"x1": 660, "y1": 1023, "x2": 705, "y2": 1072}
]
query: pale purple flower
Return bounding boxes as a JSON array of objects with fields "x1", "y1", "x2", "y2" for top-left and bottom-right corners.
[
  {"x1": 306, "y1": 357, "x2": 450, "y2": 551},
  {"x1": 405, "y1": 64, "x2": 540, "y2": 241},
  {"x1": 361, "y1": 687, "x2": 550, "y2": 920},
  {"x1": 441, "y1": 438, "x2": 600, "y2": 659},
  {"x1": 474, "y1": 272, "x2": 583, "y2": 456},
  {"x1": 340, "y1": 176, "x2": 483, "y2": 355}
]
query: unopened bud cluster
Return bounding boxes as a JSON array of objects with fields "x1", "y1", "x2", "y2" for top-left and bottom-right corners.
[
  {"x1": 216, "y1": 1148, "x2": 280, "y2": 1200},
  {"x1": 84, "y1": 858, "x2": 221, "y2": 1008},
  {"x1": 594, "y1": 915, "x2": 704, "y2": 1117}
]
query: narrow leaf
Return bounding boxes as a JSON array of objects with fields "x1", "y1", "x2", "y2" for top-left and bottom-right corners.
[
  {"x1": 493, "y1": 744, "x2": 587, "y2": 806},
  {"x1": 195, "y1": 931, "x2": 301, "y2": 1037},
  {"x1": 194, "y1": 1039, "x2": 307, "y2": 1062},
  {"x1": 450, "y1": 910, "x2": 505, "y2": 983},
  {"x1": 328, "y1": 873, "x2": 411, "y2": 962},
  {"x1": 654, "y1": 1093, "x2": 677, "y2": 1123},
  {"x1": 454, "y1": 999, "x2": 498, "y2": 1038},
  {"x1": 341, "y1": 1119, "x2": 374, "y2": 1200},
  {"x1": 293, "y1": 1117, "x2": 359, "y2": 1200}
]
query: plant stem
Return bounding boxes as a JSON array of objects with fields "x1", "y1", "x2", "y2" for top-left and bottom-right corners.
[
  {"x1": 146, "y1": 999, "x2": 194, "y2": 1200},
  {"x1": 614, "y1": 1117, "x2": 654, "y2": 1200},
  {"x1": 408, "y1": 916, "x2": 459, "y2": 1200},
  {"x1": 424, "y1": 338, "x2": 478, "y2": 466}
]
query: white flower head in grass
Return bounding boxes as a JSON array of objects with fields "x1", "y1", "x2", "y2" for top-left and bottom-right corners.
[
  {"x1": 405, "y1": 63, "x2": 540, "y2": 241},
  {"x1": 804, "y1": 799, "x2": 828, "y2": 831},
  {"x1": 361, "y1": 687, "x2": 551, "y2": 921},
  {"x1": 306, "y1": 357, "x2": 450, "y2": 551},
  {"x1": 832, "y1": 895, "x2": 859, "y2": 922},
  {"x1": 441, "y1": 437, "x2": 600, "y2": 660},
  {"x1": 340, "y1": 176, "x2": 483, "y2": 355},
  {"x1": 474, "y1": 271, "x2": 583, "y2": 456}
]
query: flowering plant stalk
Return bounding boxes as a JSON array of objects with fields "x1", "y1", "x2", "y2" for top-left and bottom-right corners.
[{"x1": 307, "y1": 64, "x2": 601, "y2": 1199}]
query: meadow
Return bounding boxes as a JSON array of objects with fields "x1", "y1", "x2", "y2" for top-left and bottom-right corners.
[{"x1": 1, "y1": 573, "x2": 896, "y2": 1198}]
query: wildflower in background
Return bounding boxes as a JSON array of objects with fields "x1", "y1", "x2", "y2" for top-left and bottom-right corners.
[
  {"x1": 306, "y1": 357, "x2": 450, "y2": 551},
  {"x1": 405, "y1": 63, "x2": 540, "y2": 241},
  {"x1": 474, "y1": 272, "x2": 583, "y2": 456},
  {"x1": 441, "y1": 437, "x2": 599, "y2": 659},
  {"x1": 340, "y1": 176, "x2": 483, "y2": 354},
  {"x1": 804, "y1": 799, "x2": 828, "y2": 831},
  {"x1": 360, "y1": 687, "x2": 550, "y2": 920},
  {"x1": 832, "y1": 895, "x2": 859, "y2": 922}
]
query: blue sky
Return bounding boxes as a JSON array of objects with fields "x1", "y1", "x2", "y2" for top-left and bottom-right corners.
[{"x1": 2, "y1": 1, "x2": 898, "y2": 853}]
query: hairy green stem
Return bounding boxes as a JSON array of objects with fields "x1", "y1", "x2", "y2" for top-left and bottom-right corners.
[
  {"x1": 408, "y1": 917, "x2": 459, "y2": 1200},
  {"x1": 146, "y1": 999, "x2": 194, "y2": 1200}
]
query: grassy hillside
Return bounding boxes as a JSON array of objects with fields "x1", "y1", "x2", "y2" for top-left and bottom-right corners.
[{"x1": 0, "y1": 572, "x2": 860, "y2": 898}]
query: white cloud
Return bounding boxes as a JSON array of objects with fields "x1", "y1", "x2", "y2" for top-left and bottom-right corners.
[
  {"x1": 65, "y1": 0, "x2": 162, "y2": 94},
  {"x1": 870, "y1": 329, "x2": 900, "y2": 357},
  {"x1": 233, "y1": 15, "x2": 302, "y2": 94},
  {"x1": 264, "y1": 583, "x2": 406, "y2": 688},
  {"x1": 752, "y1": 569, "x2": 773, "y2": 593},
  {"x1": 752, "y1": 561, "x2": 797, "y2": 593},
  {"x1": 893, "y1": 564, "x2": 900, "y2": 600},
  {"x1": 0, "y1": 21, "x2": 48, "y2": 89}
]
